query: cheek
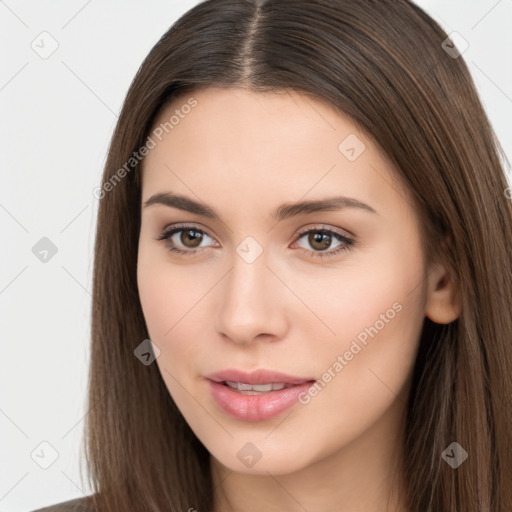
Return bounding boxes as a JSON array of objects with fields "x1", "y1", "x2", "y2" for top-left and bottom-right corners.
[
  {"x1": 291, "y1": 226, "x2": 426, "y2": 356},
  {"x1": 299, "y1": 231, "x2": 425, "y2": 398},
  {"x1": 299, "y1": 230, "x2": 426, "y2": 415},
  {"x1": 137, "y1": 259, "x2": 201, "y2": 406},
  {"x1": 136, "y1": 249, "x2": 216, "y2": 379},
  {"x1": 137, "y1": 255, "x2": 171, "y2": 340},
  {"x1": 137, "y1": 241, "x2": 205, "y2": 339}
]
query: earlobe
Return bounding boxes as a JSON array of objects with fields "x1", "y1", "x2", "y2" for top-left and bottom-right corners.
[{"x1": 424, "y1": 260, "x2": 462, "y2": 325}]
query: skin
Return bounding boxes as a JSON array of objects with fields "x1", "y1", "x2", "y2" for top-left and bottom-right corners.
[{"x1": 137, "y1": 87, "x2": 461, "y2": 512}]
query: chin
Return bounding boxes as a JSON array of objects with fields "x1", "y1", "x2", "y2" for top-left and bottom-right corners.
[{"x1": 210, "y1": 442, "x2": 314, "y2": 476}]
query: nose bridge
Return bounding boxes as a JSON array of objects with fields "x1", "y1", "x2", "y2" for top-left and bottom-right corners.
[{"x1": 215, "y1": 241, "x2": 287, "y2": 343}]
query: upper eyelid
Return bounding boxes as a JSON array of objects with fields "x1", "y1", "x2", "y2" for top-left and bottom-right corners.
[{"x1": 296, "y1": 224, "x2": 353, "y2": 239}]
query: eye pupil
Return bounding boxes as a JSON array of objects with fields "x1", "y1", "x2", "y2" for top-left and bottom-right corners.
[
  {"x1": 309, "y1": 231, "x2": 331, "y2": 250},
  {"x1": 181, "y1": 229, "x2": 202, "y2": 248}
]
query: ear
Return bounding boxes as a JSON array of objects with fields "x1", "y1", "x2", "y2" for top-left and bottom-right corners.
[{"x1": 424, "y1": 235, "x2": 462, "y2": 324}]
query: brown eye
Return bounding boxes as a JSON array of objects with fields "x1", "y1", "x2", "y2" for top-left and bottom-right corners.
[
  {"x1": 294, "y1": 226, "x2": 355, "y2": 259},
  {"x1": 307, "y1": 231, "x2": 332, "y2": 251},
  {"x1": 156, "y1": 225, "x2": 218, "y2": 256},
  {"x1": 179, "y1": 229, "x2": 203, "y2": 248}
]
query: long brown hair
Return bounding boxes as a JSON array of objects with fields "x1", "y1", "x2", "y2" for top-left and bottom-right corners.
[{"x1": 82, "y1": 1, "x2": 512, "y2": 510}]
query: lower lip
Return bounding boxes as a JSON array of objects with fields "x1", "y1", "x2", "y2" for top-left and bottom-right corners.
[{"x1": 206, "y1": 379, "x2": 315, "y2": 422}]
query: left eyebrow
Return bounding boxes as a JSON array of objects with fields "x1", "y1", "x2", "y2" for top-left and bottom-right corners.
[
  {"x1": 272, "y1": 196, "x2": 378, "y2": 220},
  {"x1": 143, "y1": 192, "x2": 378, "y2": 220}
]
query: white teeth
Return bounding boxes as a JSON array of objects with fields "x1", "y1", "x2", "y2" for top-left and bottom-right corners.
[
  {"x1": 225, "y1": 381, "x2": 289, "y2": 392},
  {"x1": 252, "y1": 383, "x2": 272, "y2": 392}
]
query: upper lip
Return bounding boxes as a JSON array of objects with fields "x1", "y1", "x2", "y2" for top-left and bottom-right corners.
[{"x1": 205, "y1": 368, "x2": 316, "y2": 385}]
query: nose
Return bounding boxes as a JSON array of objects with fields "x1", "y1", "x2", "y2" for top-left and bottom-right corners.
[{"x1": 214, "y1": 250, "x2": 289, "y2": 346}]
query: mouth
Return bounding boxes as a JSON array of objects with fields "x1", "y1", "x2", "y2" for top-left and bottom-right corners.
[{"x1": 204, "y1": 368, "x2": 317, "y2": 421}]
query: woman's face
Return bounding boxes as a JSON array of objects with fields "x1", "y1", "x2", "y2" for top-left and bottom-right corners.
[{"x1": 137, "y1": 87, "x2": 432, "y2": 475}]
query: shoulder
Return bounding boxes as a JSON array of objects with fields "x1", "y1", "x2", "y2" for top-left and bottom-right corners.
[{"x1": 30, "y1": 495, "x2": 96, "y2": 512}]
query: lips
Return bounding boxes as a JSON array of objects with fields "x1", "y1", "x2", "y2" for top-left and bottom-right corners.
[{"x1": 205, "y1": 368, "x2": 317, "y2": 421}]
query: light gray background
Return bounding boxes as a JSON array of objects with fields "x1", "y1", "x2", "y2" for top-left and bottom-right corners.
[{"x1": 1, "y1": 1, "x2": 511, "y2": 510}]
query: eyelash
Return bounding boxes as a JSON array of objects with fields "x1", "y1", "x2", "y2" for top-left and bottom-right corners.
[{"x1": 155, "y1": 223, "x2": 355, "y2": 260}]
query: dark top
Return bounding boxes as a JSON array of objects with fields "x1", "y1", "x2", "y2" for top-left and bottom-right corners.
[{"x1": 31, "y1": 496, "x2": 95, "y2": 512}]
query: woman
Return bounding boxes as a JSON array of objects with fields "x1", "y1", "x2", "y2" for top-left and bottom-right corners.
[{"x1": 33, "y1": 0, "x2": 512, "y2": 510}]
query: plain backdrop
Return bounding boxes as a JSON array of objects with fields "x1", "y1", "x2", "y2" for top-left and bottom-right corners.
[{"x1": 1, "y1": 1, "x2": 511, "y2": 510}]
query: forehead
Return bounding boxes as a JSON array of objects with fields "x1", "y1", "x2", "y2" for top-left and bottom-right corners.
[{"x1": 141, "y1": 87, "x2": 413, "y2": 220}]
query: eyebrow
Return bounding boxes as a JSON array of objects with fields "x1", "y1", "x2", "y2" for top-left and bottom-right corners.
[{"x1": 143, "y1": 192, "x2": 378, "y2": 220}]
